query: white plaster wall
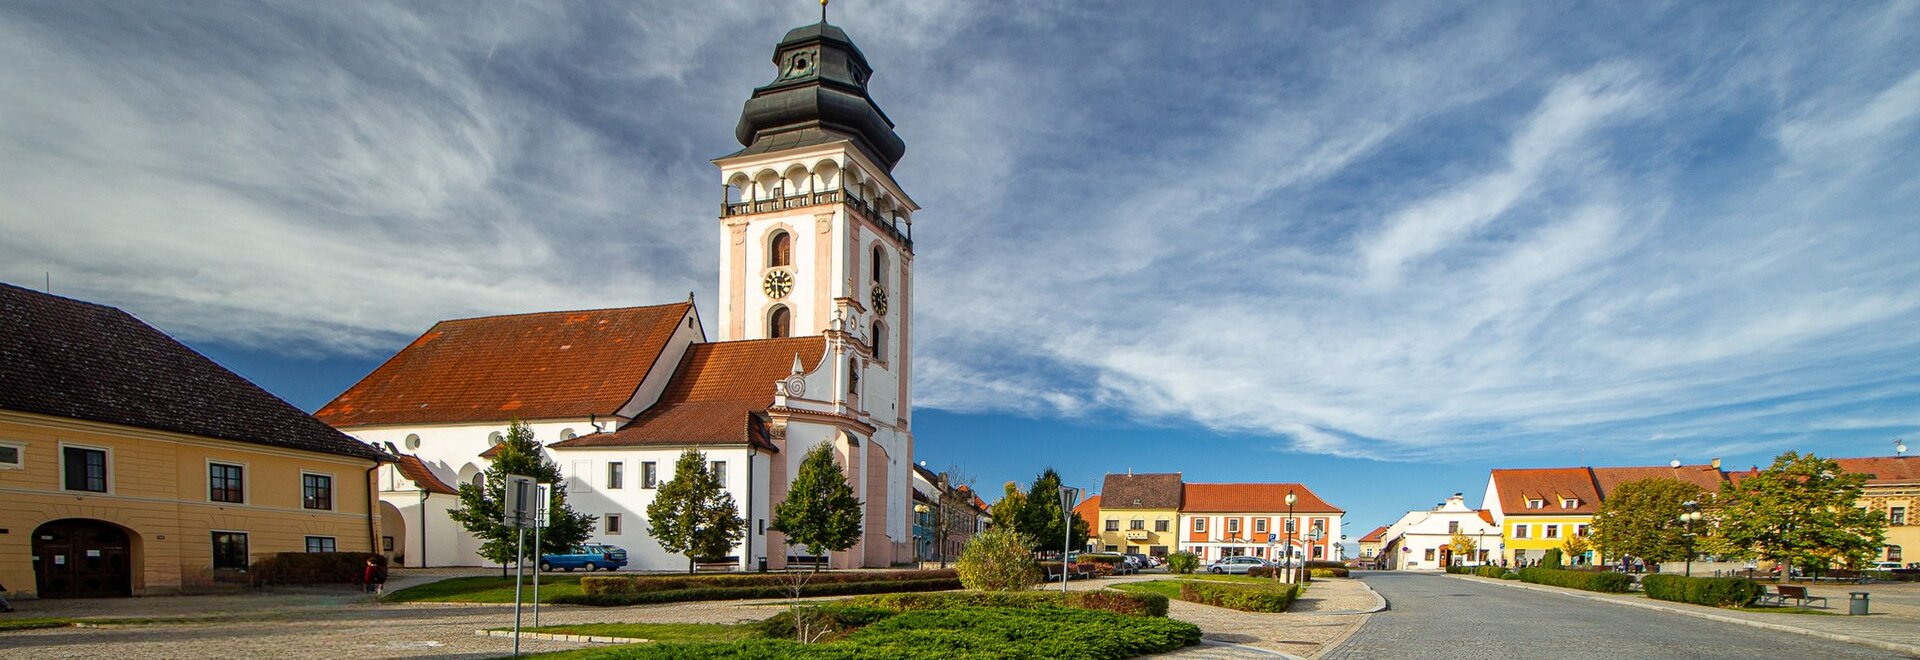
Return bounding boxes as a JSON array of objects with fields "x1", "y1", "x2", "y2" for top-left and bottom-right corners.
[
  {"x1": 614, "y1": 309, "x2": 705, "y2": 419},
  {"x1": 551, "y1": 446, "x2": 755, "y2": 572}
]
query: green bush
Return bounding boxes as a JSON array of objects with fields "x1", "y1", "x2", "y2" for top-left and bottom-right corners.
[
  {"x1": 579, "y1": 570, "x2": 957, "y2": 595},
  {"x1": 752, "y1": 605, "x2": 896, "y2": 641},
  {"x1": 552, "y1": 576, "x2": 959, "y2": 606},
  {"x1": 1516, "y1": 567, "x2": 1631, "y2": 593},
  {"x1": 1641, "y1": 574, "x2": 1764, "y2": 608},
  {"x1": 1311, "y1": 567, "x2": 1350, "y2": 578},
  {"x1": 589, "y1": 607, "x2": 1201, "y2": 659},
  {"x1": 1499, "y1": 571, "x2": 1520, "y2": 580},
  {"x1": 249, "y1": 552, "x2": 386, "y2": 585},
  {"x1": 956, "y1": 528, "x2": 1040, "y2": 591},
  {"x1": 1177, "y1": 581, "x2": 1299, "y2": 612},
  {"x1": 1305, "y1": 560, "x2": 1346, "y2": 570},
  {"x1": 1166, "y1": 551, "x2": 1200, "y2": 574},
  {"x1": 1076, "y1": 554, "x2": 1124, "y2": 565},
  {"x1": 1541, "y1": 548, "x2": 1564, "y2": 570},
  {"x1": 849, "y1": 590, "x2": 1168, "y2": 617},
  {"x1": 1447, "y1": 565, "x2": 1510, "y2": 579}
]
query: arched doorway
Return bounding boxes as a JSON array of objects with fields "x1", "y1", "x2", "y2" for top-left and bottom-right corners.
[
  {"x1": 33, "y1": 519, "x2": 133, "y2": 598},
  {"x1": 379, "y1": 501, "x2": 407, "y2": 565}
]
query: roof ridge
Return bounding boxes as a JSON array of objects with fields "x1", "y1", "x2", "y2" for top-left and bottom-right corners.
[
  {"x1": 0, "y1": 281, "x2": 123, "y2": 311},
  {"x1": 434, "y1": 300, "x2": 692, "y2": 325}
]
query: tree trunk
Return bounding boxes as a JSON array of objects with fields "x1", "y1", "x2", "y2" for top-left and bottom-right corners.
[{"x1": 688, "y1": 556, "x2": 695, "y2": 575}]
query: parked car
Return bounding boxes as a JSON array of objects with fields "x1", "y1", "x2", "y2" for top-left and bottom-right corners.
[
  {"x1": 540, "y1": 543, "x2": 629, "y2": 572},
  {"x1": 1871, "y1": 562, "x2": 1904, "y2": 571},
  {"x1": 1079, "y1": 552, "x2": 1138, "y2": 575},
  {"x1": 1125, "y1": 552, "x2": 1159, "y2": 569},
  {"x1": 1207, "y1": 556, "x2": 1275, "y2": 574}
]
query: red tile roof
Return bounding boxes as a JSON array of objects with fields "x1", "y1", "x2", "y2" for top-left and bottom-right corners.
[
  {"x1": 1358, "y1": 525, "x2": 1389, "y2": 543},
  {"x1": 1833, "y1": 456, "x2": 1920, "y2": 484},
  {"x1": 1490, "y1": 468, "x2": 1602, "y2": 515},
  {"x1": 316, "y1": 303, "x2": 691, "y2": 428},
  {"x1": 1181, "y1": 483, "x2": 1342, "y2": 514},
  {"x1": 1590, "y1": 464, "x2": 1728, "y2": 499},
  {"x1": 1476, "y1": 509, "x2": 1496, "y2": 525},
  {"x1": 1074, "y1": 494, "x2": 1102, "y2": 530},
  {"x1": 394, "y1": 453, "x2": 457, "y2": 494},
  {"x1": 550, "y1": 336, "x2": 825, "y2": 451}
]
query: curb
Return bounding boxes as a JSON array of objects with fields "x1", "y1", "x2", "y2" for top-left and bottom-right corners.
[
  {"x1": 1198, "y1": 638, "x2": 1307, "y2": 659},
  {"x1": 1294, "y1": 579, "x2": 1389, "y2": 616},
  {"x1": 1444, "y1": 574, "x2": 1920, "y2": 657},
  {"x1": 477, "y1": 629, "x2": 645, "y2": 644}
]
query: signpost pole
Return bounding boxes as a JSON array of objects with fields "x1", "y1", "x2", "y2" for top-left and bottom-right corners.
[
  {"x1": 533, "y1": 483, "x2": 551, "y2": 626},
  {"x1": 512, "y1": 526, "x2": 525, "y2": 657}
]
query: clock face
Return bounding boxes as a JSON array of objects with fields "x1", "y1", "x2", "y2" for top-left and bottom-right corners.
[
  {"x1": 763, "y1": 270, "x2": 793, "y2": 300},
  {"x1": 869, "y1": 284, "x2": 889, "y2": 316}
]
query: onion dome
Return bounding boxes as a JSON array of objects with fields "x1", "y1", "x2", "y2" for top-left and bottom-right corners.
[{"x1": 730, "y1": 21, "x2": 906, "y2": 172}]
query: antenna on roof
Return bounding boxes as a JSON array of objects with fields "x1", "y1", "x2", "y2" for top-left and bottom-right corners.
[{"x1": 45, "y1": 272, "x2": 51, "y2": 293}]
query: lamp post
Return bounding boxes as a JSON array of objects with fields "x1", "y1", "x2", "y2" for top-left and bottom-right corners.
[
  {"x1": 913, "y1": 503, "x2": 930, "y2": 564},
  {"x1": 1284, "y1": 491, "x2": 1298, "y2": 583},
  {"x1": 1059, "y1": 485, "x2": 1079, "y2": 595},
  {"x1": 1679, "y1": 500, "x2": 1702, "y2": 577}
]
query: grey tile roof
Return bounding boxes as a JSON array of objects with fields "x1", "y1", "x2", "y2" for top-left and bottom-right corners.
[
  {"x1": 1101, "y1": 472, "x2": 1184, "y2": 510},
  {"x1": 0, "y1": 282, "x2": 388, "y2": 462}
]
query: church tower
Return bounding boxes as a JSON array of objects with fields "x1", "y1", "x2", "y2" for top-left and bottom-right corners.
[{"x1": 713, "y1": 18, "x2": 916, "y2": 431}]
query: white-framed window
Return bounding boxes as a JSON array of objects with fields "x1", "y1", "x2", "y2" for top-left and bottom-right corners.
[
  {"x1": 642, "y1": 461, "x2": 658, "y2": 488},
  {"x1": 1545, "y1": 524, "x2": 1560, "y2": 539},
  {"x1": 1284, "y1": 519, "x2": 1296, "y2": 533},
  {"x1": 1561, "y1": 498, "x2": 1579, "y2": 509},
  {"x1": 305, "y1": 536, "x2": 337, "y2": 553},
  {"x1": 607, "y1": 461, "x2": 625, "y2": 489},
  {"x1": 1514, "y1": 524, "x2": 1531, "y2": 539},
  {"x1": 1130, "y1": 517, "x2": 1146, "y2": 530},
  {"x1": 711, "y1": 461, "x2": 727, "y2": 483},
  {"x1": 1155, "y1": 518, "x2": 1170, "y2": 532},
  {"x1": 1193, "y1": 518, "x2": 1207, "y2": 532},
  {"x1": 208, "y1": 461, "x2": 246, "y2": 504},
  {"x1": 0, "y1": 440, "x2": 25, "y2": 469},
  {"x1": 302, "y1": 472, "x2": 335, "y2": 510},
  {"x1": 1526, "y1": 499, "x2": 1544, "y2": 509},
  {"x1": 59, "y1": 442, "x2": 111, "y2": 493},
  {"x1": 1448, "y1": 521, "x2": 1459, "y2": 533},
  {"x1": 1227, "y1": 518, "x2": 1241, "y2": 534},
  {"x1": 1576, "y1": 524, "x2": 1590, "y2": 537},
  {"x1": 1892, "y1": 506, "x2": 1907, "y2": 526},
  {"x1": 1105, "y1": 518, "x2": 1120, "y2": 531},
  {"x1": 606, "y1": 513, "x2": 623, "y2": 535}
]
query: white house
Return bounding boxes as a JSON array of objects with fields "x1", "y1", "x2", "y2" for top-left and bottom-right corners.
[
  {"x1": 318, "y1": 19, "x2": 920, "y2": 571},
  {"x1": 1379, "y1": 493, "x2": 1501, "y2": 571}
]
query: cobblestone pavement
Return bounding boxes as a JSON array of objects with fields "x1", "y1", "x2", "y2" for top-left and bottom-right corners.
[
  {"x1": 1088, "y1": 573, "x2": 1377, "y2": 658},
  {"x1": 1322, "y1": 572, "x2": 1908, "y2": 660}
]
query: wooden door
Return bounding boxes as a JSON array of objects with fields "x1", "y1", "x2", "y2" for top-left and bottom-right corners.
[{"x1": 33, "y1": 519, "x2": 132, "y2": 598}]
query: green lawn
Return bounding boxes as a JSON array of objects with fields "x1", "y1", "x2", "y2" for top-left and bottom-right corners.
[
  {"x1": 495, "y1": 622, "x2": 753, "y2": 642},
  {"x1": 1110, "y1": 581, "x2": 1183, "y2": 599},
  {"x1": 383, "y1": 575, "x2": 585, "y2": 603}
]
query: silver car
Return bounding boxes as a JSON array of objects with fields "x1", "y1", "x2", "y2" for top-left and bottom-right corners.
[{"x1": 1206, "y1": 556, "x2": 1274, "y2": 574}]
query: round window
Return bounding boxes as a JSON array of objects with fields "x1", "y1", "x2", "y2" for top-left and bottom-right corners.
[
  {"x1": 488, "y1": 432, "x2": 504, "y2": 447},
  {"x1": 404, "y1": 434, "x2": 421, "y2": 451}
]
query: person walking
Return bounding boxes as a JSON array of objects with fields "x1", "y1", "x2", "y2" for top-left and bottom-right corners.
[
  {"x1": 0, "y1": 583, "x2": 14, "y2": 612},
  {"x1": 363, "y1": 558, "x2": 386, "y2": 595}
]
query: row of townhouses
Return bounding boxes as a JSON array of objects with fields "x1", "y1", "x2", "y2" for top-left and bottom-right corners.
[
  {"x1": 1073, "y1": 472, "x2": 1345, "y2": 564},
  {"x1": 1361, "y1": 458, "x2": 1919, "y2": 571}
]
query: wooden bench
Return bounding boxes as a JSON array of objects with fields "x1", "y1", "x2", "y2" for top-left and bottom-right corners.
[{"x1": 1759, "y1": 585, "x2": 1829, "y2": 608}]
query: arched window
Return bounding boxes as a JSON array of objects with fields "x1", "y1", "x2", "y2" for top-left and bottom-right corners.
[
  {"x1": 770, "y1": 231, "x2": 792, "y2": 267},
  {"x1": 471, "y1": 473, "x2": 484, "y2": 490},
  {"x1": 768, "y1": 305, "x2": 791, "y2": 338},
  {"x1": 871, "y1": 245, "x2": 885, "y2": 285},
  {"x1": 871, "y1": 320, "x2": 885, "y2": 357}
]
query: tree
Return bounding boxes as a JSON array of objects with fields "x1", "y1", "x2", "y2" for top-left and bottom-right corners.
[
  {"x1": 989, "y1": 481, "x2": 1026, "y2": 531},
  {"x1": 1560, "y1": 534, "x2": 1591, "y2": 565},
  {"x1": 1589, "y1": 477, "x2": 1706, "y2": 566},
  {"x1": 1708, "y1": 451, "x2": 1886, "y2": 582},
  {"x1": 770, "y1": 443, "x2": 863, "y2": 571},
  {"x1": 1449, "y1": 531, "x2": 1477, "y2": 565},
  {"x1": 447, "y1": 421, "x2": 596, "y2": 572},
  {"x1": 647, "y1": 449, "x2": 746, "y2": 574},
  {"x1": 1014, "y1": 468, "x2": 1090, "y2": 554},
  {"x1": 955, "y1": 528, "x2": 1039, "y2": 591}
]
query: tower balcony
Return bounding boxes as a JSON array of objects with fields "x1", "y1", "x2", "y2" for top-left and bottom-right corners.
[{"x1": 723, "y1": 187, "x2": 913, "y2": 251}]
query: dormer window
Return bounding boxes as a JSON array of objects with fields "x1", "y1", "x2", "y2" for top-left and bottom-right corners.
[
  {"x1": 1561, "y1": 497, "x2": 1580, "y2": 509},
  {"x1": 1526, "y1": 498, "x2": 1545, "y2": 509}
]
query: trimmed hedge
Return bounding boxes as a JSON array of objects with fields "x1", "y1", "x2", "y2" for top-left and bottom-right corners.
[
  {"x1": 1641, "y1": 574, "x2": 1765, "y2": 608},
  {"x1": 250, "y1": 552, "x2": 386, "y2": 585},
  {"x1": 849, "y1": 590, "x2": 1169, "y2": 617},
  {"x1": 1178, "y1": 581, "x2": 1299, "y2": 612},
  {"x1": 553, "y1": 576, "x2": 959, "y2": 606},
  {"x1": 580, "y1": 569, "x2": 958, "y2": 595},
  {"x1": 1446, "y1": 565, "x2": 1511, "y2": 579},
  {"x1": 1311, "y1": 567, "x2": 1350, "y2": 578},
  {"x1": 611, "y1": 607, "x2": 1200, "y2": 660},
  {"x1": 1516, "y1": 567, "x2": 1632, "y2": 593}
]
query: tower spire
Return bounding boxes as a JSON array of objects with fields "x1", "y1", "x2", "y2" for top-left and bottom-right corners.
[{"x1": 821, "y1": 0, "x2": 828, "y2": 24}]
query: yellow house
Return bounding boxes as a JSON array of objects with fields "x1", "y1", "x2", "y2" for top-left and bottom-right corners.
[
  {"x1": 0, "y1": 284, "x2": 389, "y2": 598},
  {"x1": 1833, "y1": 456, "x2": 1919, "y2": 566},
  {"x1": 1484, "y1": 468, "x2": 1600, "y2": 566},
  {"x1": 1095, "y1": 472, "x2": 1183, "y2": 558}
]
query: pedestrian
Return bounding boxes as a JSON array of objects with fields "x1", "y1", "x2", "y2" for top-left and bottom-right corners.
[
  {"x1": 363, "y1": 557, "x2": 385, "y2": 595},
  {"x1": 0, "y1": 582, "x2": 14, "y2": 612}
]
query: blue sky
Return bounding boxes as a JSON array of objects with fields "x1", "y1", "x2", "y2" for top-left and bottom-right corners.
[{"x1": 4, "y1": 1, "x2": 1918, "y2": 540}]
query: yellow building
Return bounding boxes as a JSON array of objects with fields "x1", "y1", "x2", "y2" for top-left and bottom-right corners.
[
  {"x1": 1834, "y1": 456, "x2": 1919, "y2": 566},
  {"x1": 1094, "y1": 472, "x2": 1182, "y2": 558},
  {"x1": 1484, "y1": 468, "x2": 1600, "y2": 566},
  {"x1": 0, "y1": 284, "x2": 388, "y2": 598}
]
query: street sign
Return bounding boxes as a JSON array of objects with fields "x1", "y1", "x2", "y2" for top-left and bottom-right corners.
[
  {"x1": 503, "y1": 474, "x2": 538, "y2": 528},
  {"x1": 1267, "y1": 533, "x2": 1277, "y2": 543}
]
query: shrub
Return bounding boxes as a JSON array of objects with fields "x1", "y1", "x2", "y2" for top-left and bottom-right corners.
[
  {"x1": 956, "y1": 528, "x2": 1040, "y2": 591},
  {"x1": 1245, "y1": 567, "x2": 1280, "y2": 578},
  {"x1": 1310, "y1": 567, "x2": 1349, "y2": 578},
  {"x1": 249, "y1": 552, "x2": 386, "y2": 585},
  {"x1": 1305, "y1": 560, "x2": 1346, "y2": 570},
  {"x1": 1446, "y1": 565, "x2": 1509, "y2": 579},
  {"x1": 1166, "y1": 551, "x2": 1200, "y2": 574},
  {"x1": 1178, "y1": 581, "x2": 1299, "y2": 612},
  {"x1": 617, "y1": 607, "x2": 1200, "y2": 659},
  {"x1": 849, "y1": 590, "x2": 1169, "y2": 617},
  {"x1": 578, "y1": 570, "x2": 957, "y2": 595},
  {"x1": 1541, "y1": 548, "x2": 1564, "y2": 570},
  {"x1": 752, "y1": 605, "x2": 896, "y2": 641},
  {"x1": 1516, "y1": 567, "x2": 1631, "y2": 593},
  {"x1": 1077, "y1": 554, "x2": 1124, "y2": 565},
  {"x1": 1641, "y1": 574, "x2": 1764, "y2": 608},
  {"x1": 553, "y1": 576, "x2": 959, "y2": 606}
]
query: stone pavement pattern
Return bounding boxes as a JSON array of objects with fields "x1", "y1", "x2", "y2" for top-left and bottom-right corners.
[{"x1": 1323, "y1": 572, "x2": 1907, "y2": 660}]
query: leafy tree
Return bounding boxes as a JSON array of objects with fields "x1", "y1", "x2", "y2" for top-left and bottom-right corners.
[
  {"x1": 1014, "y1": 468, "x2": 1090, "y2": 554},
  {"x1": 1448, "y1": 531, "x2": 1477, "y2": 565},
  {"x1": 1707, "y1": 451, "x2": 1886, "y2": 582},
  {"x1": 770, "y1": 444, "x2": 863, "y2": 571},
  {"x1": 1541, "y1": 548, "x2": 1563, "y2": 569},
  {"x1": 956, "y1": 527, "x2": 1040, "y2": 591},
  {"x1": 989, "y1": 481, "x2": 1026, "y2": 531},
  {"x1": 1166, "y1": 551, "x2": 1200, "y2": 574},
  {"x1": 1561, "y1": 534, "x2": 1592, "y2": 565},
  {"x1": 447, "y1": 421, "x2": 596, "y2": 572},
  {"x1": 1589, "y1": 477, "x2": 1706, "y2": 566},
  {"x1": 647, "y1": 449, "x2": 746, "y2": 574}
]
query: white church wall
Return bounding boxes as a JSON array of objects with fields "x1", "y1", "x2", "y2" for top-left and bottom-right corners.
[{"x1": 551, "y1": 445, "x2": 755, "y2": 572}]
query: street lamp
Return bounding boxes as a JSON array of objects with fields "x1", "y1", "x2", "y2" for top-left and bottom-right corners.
[
  {"x1": 1059, "y1": 485, "x2": 1079, "y2": 595},
  {"x1": 913, "y1": 503, "x2": 931, "y2": 564},
  {"x1": 1284, "y1": 491, "x2": 1298, "y2": 583},
  {"x1": 1679, "y1": 500, "x2": 1703, "y2": 577}
]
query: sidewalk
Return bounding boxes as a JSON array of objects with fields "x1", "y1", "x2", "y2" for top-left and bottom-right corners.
[
  {"x1": 1446, "y1": 573, "x2": 1920, "y2": 656},
  {"x1": 1089, "y1": 574, "x2": 1384, "y2": 658}
]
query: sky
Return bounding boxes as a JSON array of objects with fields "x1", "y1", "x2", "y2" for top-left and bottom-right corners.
[{"x1": 3, "y1": 1, "x2": 1918, "y2": 542}]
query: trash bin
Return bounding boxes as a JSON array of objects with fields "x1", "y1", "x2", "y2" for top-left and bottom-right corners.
[
  {"x1": 758, "y1": 557, "x2": 768, "y2": 573},
  {"x1": 1850, "y1": 592, "x2": 1870, "y2": 615}
]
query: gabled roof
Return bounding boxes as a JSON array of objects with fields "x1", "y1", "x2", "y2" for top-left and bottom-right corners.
[
  {"x1": 394, "y1": 453, "x2": 457, "y2": 494},
  {"x1": 1833, "y1": 456, "x2": 1920, "y2": 484},
  {"x1": 316, "y1": 303, "x2": 691, "y2": 428},
  {"x1": 1074, "y1": 494, "x2": 1102, "y2": 530},
  {"x1": 1490, "y1": 468, "x2": 1602, "y2": 515},
  {"x1": 1358, "y1": 525, "x2": 1390, "y2": 543},
  {"x1": 1101, "y1": 472, "x2": 1183, "y2": 510},
  {"x1": 0, "y1": 283, "x2": 386, "y2": 462},
  {"x1": 1477, "y1": 509, "x2": 1496, "y2": 525},
  {"x1": 1590, "y1": 464, "x2": 1728, "y2": 499},
  {"x1": 550, "y1": 336, "x2": 825, "y2": 451},
  {"x1": 1182, "y1": 483, "x2": 1343, "y2": 514}
]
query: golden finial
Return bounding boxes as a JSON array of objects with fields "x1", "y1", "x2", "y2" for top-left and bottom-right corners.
[{"x1": 821, "y1": 0, "x2": 829, "y2": 24}]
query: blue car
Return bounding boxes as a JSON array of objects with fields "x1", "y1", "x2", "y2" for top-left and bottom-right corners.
[{"x1": 540, "y1": 543, "x2": 629, "y2": 572}]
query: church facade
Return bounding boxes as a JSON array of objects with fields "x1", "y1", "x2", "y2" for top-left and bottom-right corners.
[{"x1": 316, "y1": 19, "x2": 917, "y2": 571}]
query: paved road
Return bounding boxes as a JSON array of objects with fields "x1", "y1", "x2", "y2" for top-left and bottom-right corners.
[{"x1": 1324, "y1": 572, "x2": 1906, "y2": 660}]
